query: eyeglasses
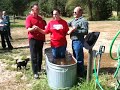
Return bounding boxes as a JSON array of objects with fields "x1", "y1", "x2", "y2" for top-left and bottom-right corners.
[{"x1": 73, "y1": 12, "x2": 77, "y2": 14}]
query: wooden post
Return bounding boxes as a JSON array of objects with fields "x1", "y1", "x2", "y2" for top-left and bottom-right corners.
[
  {"x1": 86, "y1": 48, "x2": 93, "y2": 83},
  {"x1": 13, "y1": 14, "x2": 15, "y2": 24}
]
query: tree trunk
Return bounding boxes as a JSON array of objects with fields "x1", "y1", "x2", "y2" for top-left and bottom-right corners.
[
  {"x1": 116, "y1": 0, "x2": 120, "y2": 18},
  {"x1": 87, "y1": 0, "x2": 93, "y2": 20}
]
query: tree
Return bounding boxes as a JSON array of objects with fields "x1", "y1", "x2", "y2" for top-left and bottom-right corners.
[
  {"x1": 112, "y1": 0, "x2": 120, "y2": 17},
  {"x1": 39, "y1": 0, "x2": 67, "y2": 17},
  {"x1": 65, "y1": 0, "x2": 87, "y2": 17},
  {"x1": 92, "y1": 0, "x2": 112, "y2": 20},
  {"x1": 87, "y1": 0, "x2": 93, "y2": 20},
  {"x1": 11, "y1": 0, "x2": 29, "y2": 15},
  {"x1": 0, "y1": 0, "x2": 13, "y2": 14}
]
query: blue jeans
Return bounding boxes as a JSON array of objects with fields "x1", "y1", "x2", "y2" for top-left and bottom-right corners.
[
  {"x1": 52, "y1": 46, "x2": 66, "y2": 59},
  {"x1": 72, "y1": 40, "x2": 84, "y2": 76},
  {"x1": 29, "y1": 38, "x2": 44, "y2": 74}
]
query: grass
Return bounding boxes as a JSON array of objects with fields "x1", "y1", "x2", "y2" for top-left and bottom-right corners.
[
  {"x1": 0, "y1": 18, "x2": 118, "y2": 90},
  {"x1": 0, "y1": 43, "x2": 116, "y2": 90}
]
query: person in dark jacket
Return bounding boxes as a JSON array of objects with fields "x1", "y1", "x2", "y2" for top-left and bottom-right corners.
[
  {"x1": 0, "y1": 11, "x2": 13, "y2": 50},
  {"x1": 2, "y1": 11, "x2": 12, "y2": 40}
]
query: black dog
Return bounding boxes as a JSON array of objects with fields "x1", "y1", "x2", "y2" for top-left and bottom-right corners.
[{"x1": 16, "y1": 58, "x2": 29, "y2": 71}]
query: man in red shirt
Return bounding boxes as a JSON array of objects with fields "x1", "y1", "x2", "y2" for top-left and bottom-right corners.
[
  {"x1": 25, "y1": 4, "x2": 46, "y2": 79},
  {"x1": 34, "y1": 9, "x2": 69, "y2": 64}
]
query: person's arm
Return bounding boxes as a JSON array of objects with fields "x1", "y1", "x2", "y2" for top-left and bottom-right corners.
[
  {"x1": 27, "y1": 26, "x2": 37, "y2": 32},
  {"x1": 68, "y1": 19, "x2": 78, "y2": 34},
  {"x1": 37, "y1": 26, "x2": 46, "y2": 34},
  {"x1": 67, "y1": 26, "x2": 76, "y2": 35},
  {"x1": 38, "y1": 21, "x2": 51, "y2": 34},
  {"x1": 68, "y1": 19, "x2": 73, "y2": 27},
  {"x1": 25, "y1": 16, "x2": 38, "y2": 32},
  {"x1": 29, "y1": 25, "x2": 46, "y2": 34}
]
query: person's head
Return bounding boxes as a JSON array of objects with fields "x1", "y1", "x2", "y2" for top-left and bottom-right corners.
[
  {"x1": 73, "y1": 6, "x2": 83, "y2": 18},
  {"x1": 52, "y1": 9, "x2": 61, "y2": 20},
  {"x1": 2, "y1": 11, "x2": 6, "y2": 16},
  {"x1": 31, "y1": 3, "x2": 39, "y2": 16}
]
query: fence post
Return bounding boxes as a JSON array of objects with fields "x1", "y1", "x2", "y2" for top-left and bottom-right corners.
[
  {"x1": 86, "y1": 48, "x2": 93, "y2": 83},
  {"x1": 13, "y1": 14, "x2": 15, "y2": 24}
]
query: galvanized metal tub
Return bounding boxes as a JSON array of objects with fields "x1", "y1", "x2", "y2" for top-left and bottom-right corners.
[{"x1": 45, "y1": 48, "x2": 77, "y2": 90}]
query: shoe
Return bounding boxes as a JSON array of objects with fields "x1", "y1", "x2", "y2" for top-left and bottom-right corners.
[
  {"x1": 34, "y1": 74, "x2": 39, "y2": 79},
  {"x1": 2, "y1": 47, "x2": 6, "y2": 50},
  {"x1": 8, "y1": 46, "x2": 13, "y2": 50}
]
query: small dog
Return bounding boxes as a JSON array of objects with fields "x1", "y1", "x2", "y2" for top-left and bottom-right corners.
[{"x1": 16, "y1": 58, "x2": 29, "y2": 71}]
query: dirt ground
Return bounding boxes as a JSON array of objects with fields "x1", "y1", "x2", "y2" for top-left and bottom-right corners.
[{"x1": 1, "y1": 21, "x2": 120, "y2": 89}]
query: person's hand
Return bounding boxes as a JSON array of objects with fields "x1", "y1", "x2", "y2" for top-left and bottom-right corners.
[
  {"x1": 72, "y1": 26, "x2": 76, "y2": 30},
  {"x1": 67, "y1": 30, "x2": 72, "y2": 35},
  {"x1": 32, "y1": 25, "x2": 39, "y2": 31},
  {"x1": 67, "y1": 26, "x2": 76, "y2": 35}
]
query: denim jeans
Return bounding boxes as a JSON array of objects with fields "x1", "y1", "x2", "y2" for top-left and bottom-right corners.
[
  {"x1": 72, "y1": 40, "x2": 84, "y2": 76},
  {"x1": 29, "y1": 38, "x2": 44, "y2": 74},
  {"x1": 52, "y1": 46, "x2": 66, "y2": 59}
]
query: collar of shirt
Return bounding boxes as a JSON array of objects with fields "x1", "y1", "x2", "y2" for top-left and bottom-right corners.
[{"x1": 75, "y1": 16, "x2": 83, "y2": 20}]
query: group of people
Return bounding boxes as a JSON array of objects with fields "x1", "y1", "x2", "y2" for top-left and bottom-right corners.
[
  {"x1": 25, "y1": 4, "x2": 88, "y2": 79},
  {"x1": 0, "y1": 10, "x2": 13, "y2": 50}
]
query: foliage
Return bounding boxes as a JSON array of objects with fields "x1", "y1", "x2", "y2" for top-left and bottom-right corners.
[
  {"x1": 0, "y1": 0, "x2": 13, "y2": 14},
  {"x1": 39, "y1": 0, "x2": 67, "y2": 17},
  {"x1": 0, "y1": 0, "x2": 29, "y2": 15},
  {"x1": 65, "y1": 0, "x2": 87, "y2": 17},
  {"x1": 112, "y1": 0, "x2": 120, "y2": 17},
  {"x1": 10, "y1": 0, "x2": 29, "y2": 15},
  {"x1": 0, "y1": 0, "x2": 119, "y2": 20},
  {"x1": 92, "y1": 0, "x2": 112, "y2": 20}
]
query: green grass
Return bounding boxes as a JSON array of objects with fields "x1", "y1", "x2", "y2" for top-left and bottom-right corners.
[
  {"x1": 0, "y1": 48, "x2": 116, "y2": 90},
  {"x1": 10, "y1": 19, "x2": 25, "y2": 28}
]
